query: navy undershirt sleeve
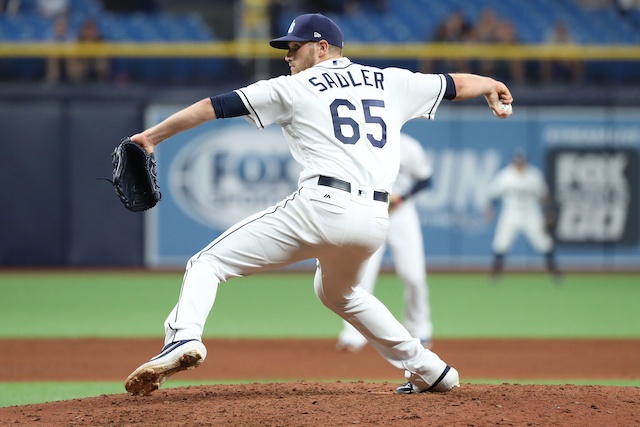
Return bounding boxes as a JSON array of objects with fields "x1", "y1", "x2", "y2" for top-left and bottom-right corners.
[
  {"x1": 210, "y1": 91, "x2": 250, "y2": 119},
  {"x1": 443, "y1": 74, "x2": 457, "y2": 100},
  {"x1": 401, "y1": 177, "x2": 432, "y2": 201}
]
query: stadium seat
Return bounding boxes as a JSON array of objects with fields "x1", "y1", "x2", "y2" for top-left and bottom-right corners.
[{"x1": 2, "y1": 0, "x2": 639, "y2": 84}]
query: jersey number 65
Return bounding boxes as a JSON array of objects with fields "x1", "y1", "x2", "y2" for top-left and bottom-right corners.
[{"x1": 330, "y1": 99, "x2": 387, "y2": 148}]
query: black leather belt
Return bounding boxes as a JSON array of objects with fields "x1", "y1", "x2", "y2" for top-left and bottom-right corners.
[{"x1": 318, "y1": 175, "x2": 389, "y2": 203}]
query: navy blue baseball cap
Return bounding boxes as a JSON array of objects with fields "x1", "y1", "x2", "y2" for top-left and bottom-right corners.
[{"x1": 270, "y1": 13, "x2": 344, "y2": 49}]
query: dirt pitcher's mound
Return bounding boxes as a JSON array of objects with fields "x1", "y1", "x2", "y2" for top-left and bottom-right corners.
[
  {"x1": 2, "y1": 382, "x2": 639, "y2": 426},
  {"x1": 1, "y1": 338, "x2": 639, "y2": 426}
]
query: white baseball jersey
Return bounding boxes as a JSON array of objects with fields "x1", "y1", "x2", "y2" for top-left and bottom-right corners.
[
  {"x1": 486, "y1": 163, "x2": 553, "y2": 253},
  {"x1": 394, "y1": 133, "x2": 433, "y2": 194},
  {"x1": 237, "y1": 57, "x2": 446, "y2": 192},
  {"x1": 486, "y1": 163, "x2": 548, "y2": 213}
]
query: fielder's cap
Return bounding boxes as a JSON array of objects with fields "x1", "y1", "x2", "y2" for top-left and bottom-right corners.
[{"x1": 270, "y1": 13, "x2": 344, "y2": 49}]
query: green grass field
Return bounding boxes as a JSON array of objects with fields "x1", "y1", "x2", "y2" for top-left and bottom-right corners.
[
  {"x1": 1, "y1": 270, "x2": 639, "y2": 338},
  {"x1": 0, "y1": 270, "x2": 639, "y2": 407}
]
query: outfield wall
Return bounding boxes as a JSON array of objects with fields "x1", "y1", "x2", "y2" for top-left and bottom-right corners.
[
  {"x1": 143, "y1": 104, "x2": 640, "y2": 270},
  {"x1": 1, "y1": 86, "x2": 638, "y2": 269}
]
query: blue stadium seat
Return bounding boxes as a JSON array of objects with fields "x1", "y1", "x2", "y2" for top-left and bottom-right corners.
[
  {"x1": 327, "y1": 0, "x2": 640, "y2": 45},
  {"x1": 2, "y1": 0, "x2": 639, "y2": 84},
  {"x1": 631, "y1": 10, "x2": 640, "y2": 28},
  {"x1": 68, "y1": 0, "x2": 102, "y2": 16}
]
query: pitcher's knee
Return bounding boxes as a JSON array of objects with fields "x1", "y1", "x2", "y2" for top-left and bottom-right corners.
[
  {"x1": 317, "y1": 289, "x2": 361, "y2": 314},
  {"x1": 316, "y1": 292, "x2": 349, "y2": 313},
  {"x1": 185, "y1": 255, "x2": 228, "y2": 283}
]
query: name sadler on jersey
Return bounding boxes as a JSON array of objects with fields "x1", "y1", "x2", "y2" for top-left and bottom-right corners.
[{"x1": 309, "y1": 68, "x2": 385, "y2": 92}]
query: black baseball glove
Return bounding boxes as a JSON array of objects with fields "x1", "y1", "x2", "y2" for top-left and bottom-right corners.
[{"x1": 110, "y1": 137, "x2": 161, "y2": 212}]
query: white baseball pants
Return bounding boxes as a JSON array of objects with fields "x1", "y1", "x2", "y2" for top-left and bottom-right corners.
[
  {"x1": 339, "y1": 199, "x2": 432, "y2": 347},
  {"x1": 162, "y1": 177, "x2": 449, "y2": 381}
]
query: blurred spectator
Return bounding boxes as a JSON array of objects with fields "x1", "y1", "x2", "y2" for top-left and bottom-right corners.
[
  {"x1": 472, "y1": 8, "x2": 499, "y2": 80},
  {"x1": 436, "y1": 10, "x2": 473, "y2": 41},
  {"x1": 419, "y1": 10, "x2": 474, "y2": 74},
  {"x1": 65, "y1": 18, "x2": 111, "y2": 83},
  {"x1": 491, "y1": 20, "x2": 526, "y2": 84},
  {"x1": 539, "y1": 20, "x2": 584, "y2": 85},
  {"x1": 44, "y1": 14, "x2": 75, "y2": 84},
  {"x1": 473, "y1": 7, "x2": 498, "y2": 82},
  {"x1": 0, "y1": 0, "x2": 21, "y2": 14},
  {"x1": 473, "y1": 9, "x2": 525, "y2": 84},
  {"x1": 37, "y1": 0, "x2": 69, "y2": 18},
  {"x1": 421, "y1": 8, "x2": 525, "y2": 83},
  {"x1": 343, "y1": 0, "x2": 387, "y2": 14},
  {"x1": 616, "y1": 0, "x2": 640, "y2": 16},
  {"x1": 474, "y1": 7, "x2": 499, "y2": 43}
]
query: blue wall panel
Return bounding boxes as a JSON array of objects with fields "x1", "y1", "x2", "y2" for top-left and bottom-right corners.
[
  {"x1": 0, "y1": 102, "x2": 65, "y2": 266},
  {"x1": 66, "y1": 101, "x2": 144, "y2": 266}
]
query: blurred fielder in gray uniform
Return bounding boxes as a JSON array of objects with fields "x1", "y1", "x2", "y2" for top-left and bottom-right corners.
[
  {"x1": 337, "y1": 132, "x2": 434, "y2": 352},
  {"x1": 485, "y1": 151, "x2": 561, "y2": 281},
  {"x1": 123, "y1": 12, "x2": 514, "y2": 397}
]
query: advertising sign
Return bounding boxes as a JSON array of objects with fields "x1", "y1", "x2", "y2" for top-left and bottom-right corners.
[{"x1": 145, "y1": 105, "x2": 640, "y2": 270}]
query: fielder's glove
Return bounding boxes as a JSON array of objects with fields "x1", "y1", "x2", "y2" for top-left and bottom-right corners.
[{"x1": 110, "y1": 137, "x2": 161, "y2": 212}]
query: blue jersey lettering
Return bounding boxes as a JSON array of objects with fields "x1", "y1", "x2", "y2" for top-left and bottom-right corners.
[
  {"x1": 334, "y1": 72, "x2": 350, "y2": 88},
  {"x1": 346, "y1": 71, "x2": 363, "y2": 87},
  {"x1": 308, "y1": 71, "x2": 385, "y2": 92},
  {"x1": 374, "y1": 72, "x2": 384, "y2": 90},
  {"x1": 322, "y1": 73, "x2": 339, "y2": 89},
  {"x1": 308, "y1": 76, "x2": 328, "y2": 92}
]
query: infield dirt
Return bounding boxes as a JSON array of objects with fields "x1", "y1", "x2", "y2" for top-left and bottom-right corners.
[{"x1": 1, "y1": 338, "x2": 639, "y2": 426}]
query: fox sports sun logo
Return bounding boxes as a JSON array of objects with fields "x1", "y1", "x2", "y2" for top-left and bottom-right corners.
[{"x1": 168, "y1": 125, "x2": 300, "y2": 230}]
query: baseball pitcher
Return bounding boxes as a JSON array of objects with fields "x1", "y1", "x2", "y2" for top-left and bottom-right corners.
[{"x1": 123, "y1": 13, "x2": 513, "y2": 396}]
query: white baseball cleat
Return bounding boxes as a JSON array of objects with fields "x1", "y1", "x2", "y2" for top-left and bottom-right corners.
[
  {"x1": 125, "y1": 339, "x2": 207, "y2": 396},
  {"x1": 395, "y1": 365, "x2": 460, "y2": 394}
]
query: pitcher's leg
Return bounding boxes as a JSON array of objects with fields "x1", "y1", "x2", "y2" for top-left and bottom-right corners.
[
  {"x1": 400, "y1": 269, "x2": 432, "y2": 343},
  {"x1": 163, "y1": 192, "x2": 312, "y2": 346},
  {"x1": 315, "y1": 256, "x2": 452, "y2": 388},
  {"x1": 164, "y1": 258, "x2": 221, "y2": 345},
  {"x1": 336, "y1": 244, "x2": 385, "y2": 351},
  {"x1": 358, "y1": 243, "x2": 385, "y2": 295},
  {"x1": 126, "y1": 193, "x2": 315, "y2": 396}
]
